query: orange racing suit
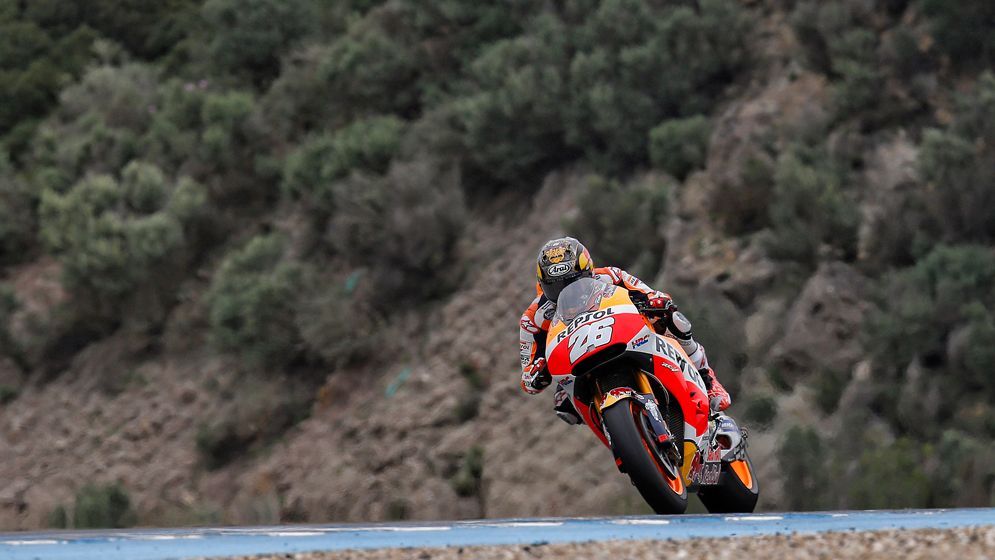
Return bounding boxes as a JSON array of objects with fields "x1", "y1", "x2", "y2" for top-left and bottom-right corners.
[{"x1": 518, "y1": 266, "x2": 730, "y2": 411}]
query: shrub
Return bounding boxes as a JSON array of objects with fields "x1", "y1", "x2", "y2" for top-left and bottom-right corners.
[
  {"x1": 919, "y1": 0, "x2": 995, "y2": 69},
  {"x1": 778, "y1": 425, "x2": 830, "y2": 510},
  {"x1": 0, "y1": 153, "x2": 36, "y2": 264},
  {"x1": 294, "y1": 271, "x2": 380, "y2": 369},
  {"x1": 206, "y1": 234, "x2": 303, "y2": 367},
  {"x1": 203, "y1": 0, "x2": 317, "y2": 84},
  {"x1": 764, "y1": 144, "x2": 859, "y2": 266},
  {"x1": 567, "y1": 174, "x2": 669, "y2": 276},
  {"x1": 847, "y1": 438, "x2": 930, "y2": 509},
  {"x1": 918, "y1": 74, "x2": 995, "y2": 244},
  {"x1": 326, "y1": 158, "x2": 466, "y2": 302},
  {"x1": 565, "y1": 0, "x2": 749, "y2": 172},
  {"x1": 282, "y1": 115, "x2": 405, "y2": 214},
  {"x1": 649, "y1": 115, "x2": 711, "y2": 181},
  {"x1": 456, "y1": 14, "x2": 571, "y2": 184},
  {"x1": 866, "y1": 244, "x2": 995, "y2": 372},
  {"x1": 741, "y1": 394, "x2": 777, "y2": 429},
  {"x1": 316, "y1": 9, "x2": 422, "y2": 120},
  {"x1": 38, "y1": 163, "x2": 205, "y2": 320},
  {"x1": 73, "y1": 483, "x2": 134, "y2": 528},
  {"x1": 450, "y1": 446, "x2": 484, "y2": 497}
]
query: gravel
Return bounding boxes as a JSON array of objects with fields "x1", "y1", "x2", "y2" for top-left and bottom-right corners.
[{"x1": 223, "y1": 525, "x2": 995, "y2": 560}]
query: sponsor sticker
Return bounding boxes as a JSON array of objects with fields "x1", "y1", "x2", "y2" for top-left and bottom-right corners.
[
  {"x1": 520, "y1": 318, "x2": 539, "y2": 334},
  {"x1": 632, "y1": 335, "x2": 650, "y2": 348},
  {"x1": 547, "y1": 263, "x2": 572, "y2": 276}
]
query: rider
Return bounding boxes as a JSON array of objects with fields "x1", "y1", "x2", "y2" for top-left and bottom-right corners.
[{"x1": 519, "y1": 237, "x2": 731, "y2": 425}]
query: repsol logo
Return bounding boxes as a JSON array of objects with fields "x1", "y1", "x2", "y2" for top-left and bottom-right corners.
[
  {"x1": 654, "y1": 336, "x2": 696, "y2": 377},
  {"x1": 556, "y1": 308, "x2": 615, "y2": 342}
]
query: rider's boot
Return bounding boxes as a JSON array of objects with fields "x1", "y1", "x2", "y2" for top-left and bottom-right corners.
[
  {"x1": 668, "y1": 311, "x2": 731, "y2": 412},
  {"x1": 553, "y1": 382, "x2": 582, "y2": 425}
]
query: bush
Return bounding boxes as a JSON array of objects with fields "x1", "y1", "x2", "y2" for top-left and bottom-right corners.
[
  {"x1": 866, "y1": 244, "x2": 995, "y2": 374},
  {"x1": 565, "y1": 0, "x2": 749, "y2": 173},
  {"x1": 294, "y1": 271, "x2": 380, "y2": 368},
  {"x1": 282, "y1": 115, "x2": 405, "y2": 215},
  {"x1": 0, "y1": 153, "x2": 36, "y2": 264},
  {"x1": 918, "y1": 74, "x2": 995, "y2": 244},
  {"x1": 778, "y1": 425, "x2": 830, "y2": 510},
  {"x1": 764, "y1": 144, "x2": 858, "y2": 266},
  {"x1": 649, "y1": 115, "x2": 711, "y2": 181},
  {"x1": 326, "y1": 158, "x2": 466, "y2": 302},
  {"x1": 206, "y1": 234, "x2": 303, "y2": 367},
  {"x1": 38, "y1": 163, "x2": 206, "y2": 320},
  {"x1": 741, "y1": 394, "x2": 777, "y2": 429},
  {"x1": 73, "y1": 483, "x2": 134, "y2": 528},
  {"x1": 847, "y1": 438, "x2": 930, "y2": 509},
  {"x1": 567, "y1": 174, "x2": 668, "y2": 276},
  {"x1": 450, "y1": 446, "x2": 484, "y2": 497},
  {"x1": 920, "y1": 0, "x2": 995, "y2": 69},
  {"x1": 455, "y1": 14, "x2": 571, "y2": 184},
  {"x1": 203, "y1": 0, "x2": 317, "y2": 84}
]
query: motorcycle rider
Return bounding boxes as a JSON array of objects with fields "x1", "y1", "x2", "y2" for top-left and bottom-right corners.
[{"x1": 519, "y1": 237, "x2": 731, "y2": 425}]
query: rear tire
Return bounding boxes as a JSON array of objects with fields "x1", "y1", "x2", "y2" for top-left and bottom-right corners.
[
  {"x1": 697, "y1": 456, "x2": 759, "y2": 513},
  {"x1": 603, "y1": 400, "x2": 688, "y2": 514}
]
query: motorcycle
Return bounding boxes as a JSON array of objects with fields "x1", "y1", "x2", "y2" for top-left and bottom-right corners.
[{"x1": 545, "y1": 277, "x2": 759, "y2": 514}]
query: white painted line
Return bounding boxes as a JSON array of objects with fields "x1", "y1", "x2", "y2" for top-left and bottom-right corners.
[
  {"x1": 264, "y1": 532, "x2": 326, "y2": 537},
  {"x1": 725, "y1": 516, "x2": 784, "y2": 522},
  {"x1": 611, "y1": 519, "x2": 671, "y2": 525},
  {"x1": 133, "y1": 535, "x2": 204, "y2": 541},
  {"x1": 831, "y1": 514, "x2": 849, "y2": 518},
  {"x1": 480, "y1": 522, "x2": 564, "y2": 528},
  {"x1": 381, "y1": 527, "x2": 453, "y2": 532},
  {"x1": 2, "y1": 540, "x2": 63, "y2": 545}
]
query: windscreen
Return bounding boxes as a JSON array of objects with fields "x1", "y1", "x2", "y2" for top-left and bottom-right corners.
[{"x1": 555, "y1": 277, "x2": 609, "y2": 322}]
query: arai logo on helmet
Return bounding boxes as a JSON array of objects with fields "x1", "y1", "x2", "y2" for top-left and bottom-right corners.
[{"x1": 547, "y1": 263, "x2": 572, "y2": 276}]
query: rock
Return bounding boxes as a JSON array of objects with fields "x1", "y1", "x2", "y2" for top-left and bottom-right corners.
[{"x1": 769, "y1": 262, "x2": 870, "y2": 379}]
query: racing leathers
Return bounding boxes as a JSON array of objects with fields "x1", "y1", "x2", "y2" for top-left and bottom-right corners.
[{"x1": 519, "y1": 266, "x2": 730, "y2": 422}]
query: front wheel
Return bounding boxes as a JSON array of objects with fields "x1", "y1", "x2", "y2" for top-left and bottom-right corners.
[
  {"x1": 603, "y1": 400, "x2": 688, "y2": 514},
  {"x1": 697, "y1": 456, "x2": 760, "y2": 513}
]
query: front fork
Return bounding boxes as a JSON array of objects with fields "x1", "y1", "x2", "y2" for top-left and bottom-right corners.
[{"x1": 595, "y1": 371, "x2": 678, "y2": 475}]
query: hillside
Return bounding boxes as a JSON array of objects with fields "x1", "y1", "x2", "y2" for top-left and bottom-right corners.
[{"x1": 2, "y1": 0, "x2": 995, "y2": 529}]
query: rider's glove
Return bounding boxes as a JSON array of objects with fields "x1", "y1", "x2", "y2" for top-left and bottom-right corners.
[
  {"x1": 521, "y1": 357, "x2": 551, "y2": 394},
  {"x1": 647, "y1": 293, "x2": 677, "y2": 316}
]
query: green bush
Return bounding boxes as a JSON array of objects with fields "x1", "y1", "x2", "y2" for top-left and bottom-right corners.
[
  {"x1": 565, "y1": 0, "x2": 749, "y2": 172},
  {"x1": 847, "y1": 438, "x2": 930, "y2": 509},
  {"x1": 866, "y1": 244, "x2": 995, "y2": 373},
  {"x1": 282, "y1": 115, "x2": 405, "y2": 215},
  {"x1": 38, "y1": 162, "x2": 206, "y2": 320},
  {"x1": 294, "y1": 271, "x2": 380, "y2": 369},
  {"x1": 203, "y1": 0, "x2": 317, "y2": 83},
  {"x1": 206, "y1": 234, "x2": 303, "y2": 367},
  {"x1": 0, "y1": 152, "x2": 36, "y2": 264},
  {"x1": 73, "y1": 483, "x2": 134, "y2": 528},
  {"x1": 326, "y1": 158, "x2": 466, "y2": 301},
  {"x1": 918, "y1": 74, "x2": 995, "y2": 244},
  {"x1": 649, "y1": 115, "x2": 711, "y2": 181},
  {"x1": 456, "y1": 14, "x2": 570, "y2": 184},
  {"x1": 764, "y1": 144, "x2": 858, "y2": 266},
  {"x1": 450, "y1": 446, "x2": 484, "y2": 497},
  {"x1": 778, "y1": 425, "x2": 831, "y2": 510},
  {"x1": 567, "y1": 174, "x2": 668, "y2": 276},
  {"x1": 741, "y1": 394, "x2": 777, "y2": 429},
  {"x1": 920, "y1": 0, "x2": 995, "y2": 69}
]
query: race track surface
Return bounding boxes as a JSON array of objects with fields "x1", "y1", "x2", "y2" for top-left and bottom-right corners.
[{"x1": 2, "y1": 509, "x2": 994, "y2": 560}]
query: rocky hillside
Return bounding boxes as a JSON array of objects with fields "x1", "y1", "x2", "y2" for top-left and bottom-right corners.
[{"x1": 2, "y1": 0, "x2": 995, "y2": 529}]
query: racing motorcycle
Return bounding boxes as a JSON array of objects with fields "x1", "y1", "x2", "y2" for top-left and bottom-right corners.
[{"x1": 546, "y1": 278, "x2": 759, "y2": 514}]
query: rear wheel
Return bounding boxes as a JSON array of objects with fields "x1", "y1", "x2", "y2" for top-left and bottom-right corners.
[
  {"x1": 603, "y1": 400, "x2": 688, "y2": 514},
  {"x1": 697, "y1": 456, "x2": 759, "y2": 513}
]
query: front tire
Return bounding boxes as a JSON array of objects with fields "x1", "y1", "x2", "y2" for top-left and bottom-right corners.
[
  {"x1": 697, "y1": 456, "x2": 759, "y2": 513},
  {"x1": 603, "y1": 400, "x2": 688, "y2": 514}
]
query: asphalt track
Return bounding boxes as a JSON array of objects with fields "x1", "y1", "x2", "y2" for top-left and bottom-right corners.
[{"x1": 2, "y1": 509, "x2": 994, "y2": 560}]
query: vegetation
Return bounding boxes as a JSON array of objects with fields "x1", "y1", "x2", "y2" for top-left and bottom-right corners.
[{"x1": 1, "y1": 0, "x2": 994, "y2": 522}]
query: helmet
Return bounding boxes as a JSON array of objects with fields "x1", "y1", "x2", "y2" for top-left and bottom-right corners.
[{"x1": 536, "y1": 237, "x2": 594, "y2": 301}]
